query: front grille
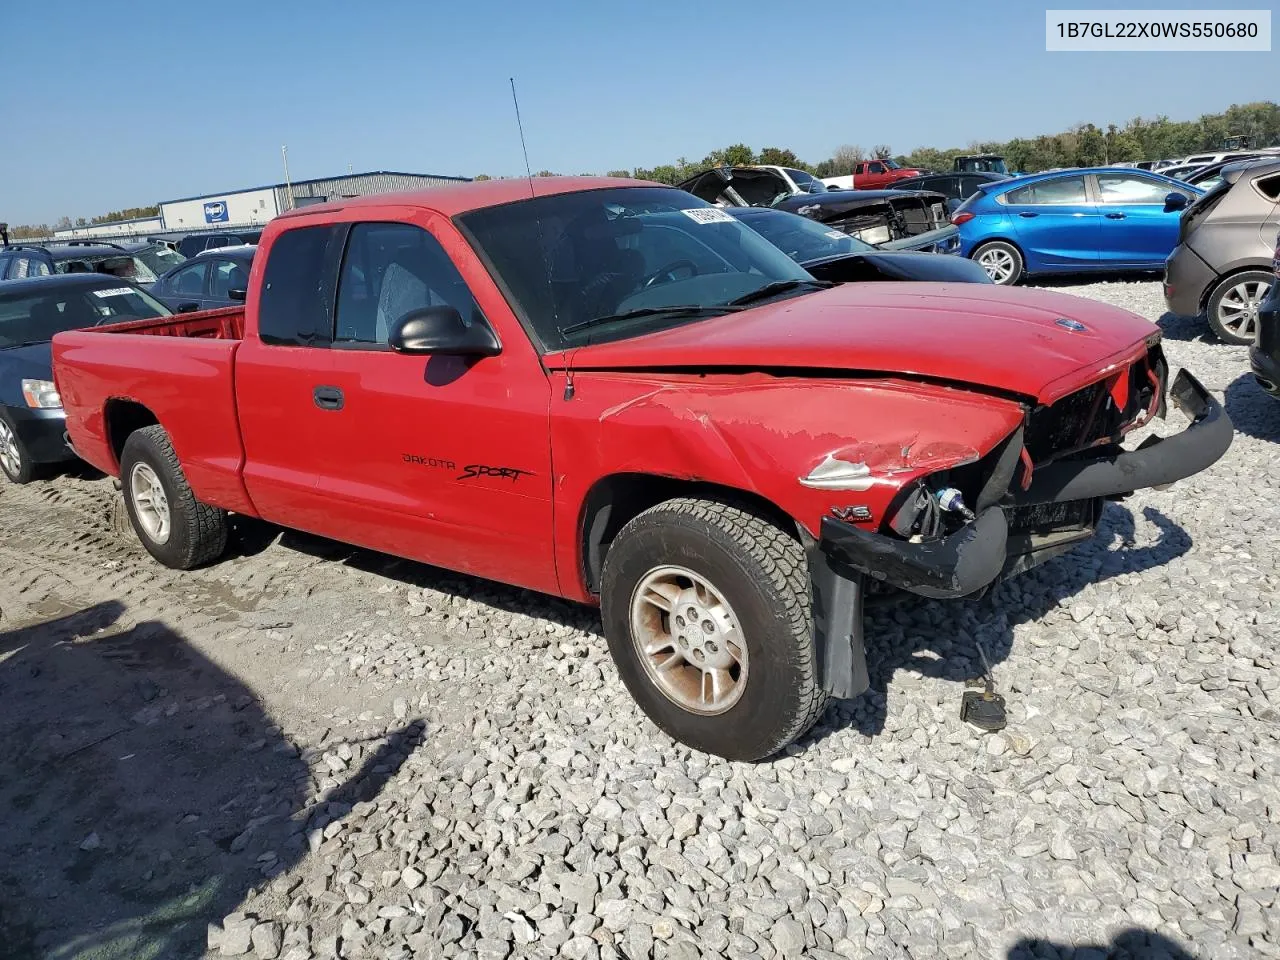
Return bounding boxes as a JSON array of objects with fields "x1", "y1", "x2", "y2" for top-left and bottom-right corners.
[{"x1": 1024, "y1": 348, "x2": 1163, "y2": 463}]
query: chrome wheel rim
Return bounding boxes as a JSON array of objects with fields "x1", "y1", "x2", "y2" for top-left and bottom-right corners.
[
  {"x1": 629, "y1": 565, "x2": 748, "y2": 716},
  {"x1": 1217, "y1": 279, "x2": 1270, "y2": 340},
  {"x1": 977, "y1": 247, "x2": 1016, "y2": 284},
  {"x1": 129, "y1": 462, "x2": 171, "y2": 544},
  {"x1": 0, "y1": 420, "x2": 21, "y2": 478}
]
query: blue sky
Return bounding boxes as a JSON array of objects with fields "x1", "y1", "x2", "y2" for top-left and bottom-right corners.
[{"x1": 1, "y1": 0, "x2": 1274, "y2": 224}]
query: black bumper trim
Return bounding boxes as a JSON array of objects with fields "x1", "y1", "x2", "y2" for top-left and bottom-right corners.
[
  {"x1": 1015, "y1": 369, "x2": 1232, "y2": 505},
  {"x1": 1250, "y1": 345, "x2": 1280, "y2": 396},
  {"x1": 821, "y1": 507, "x2": 1009, "y2": 600}
]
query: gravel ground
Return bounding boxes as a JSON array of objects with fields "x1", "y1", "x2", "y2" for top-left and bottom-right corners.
[{"x1": 1, "y1": 278, "x2": 1277, "y2": 960}]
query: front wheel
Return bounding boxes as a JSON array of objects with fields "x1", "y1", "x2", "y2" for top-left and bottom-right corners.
[
  {"x1": 600, "y1": 498, "x2": 826, "y2": 761},
  {"x1": 973, "y1": 240, "x2": 1024, "y2": 285},
  {"x1": 1206, "y1": 270, "x2": 1272, "y2": 345},
  {"x1": 0, "y1": 414, "x2": 37, "y2": 484},
  {"x1": 119, "y1": 425, "x2": 228, "y2": 569}
]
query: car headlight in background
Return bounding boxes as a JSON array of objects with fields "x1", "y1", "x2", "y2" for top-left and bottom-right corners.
[{"x1": 22, "y1": 379, "x2": 62, "y2": 409}]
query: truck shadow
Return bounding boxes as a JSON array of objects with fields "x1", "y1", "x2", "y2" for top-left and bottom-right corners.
[
  {"x1": 816, "y1": 503, "x2": 1192, "y2": 743},
  {"x1": 1008, "y1": 926, "x2": 1199, "y2": 959},
  {"x1": 0, "y1": 601, "x2": 423, "y2": 960},
  {"x1": 1224, "y1": 370, "x2": 1280, "y2": 442}
]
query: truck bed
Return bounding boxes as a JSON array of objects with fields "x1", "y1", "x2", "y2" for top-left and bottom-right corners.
[{"x1": 52, "y1": 307, "x2": 250, "y2": 513}]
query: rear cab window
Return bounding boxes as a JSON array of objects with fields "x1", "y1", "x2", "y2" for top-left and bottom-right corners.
[{"x1": 258, "y1": 225, "x2": 344, "y2": 346}]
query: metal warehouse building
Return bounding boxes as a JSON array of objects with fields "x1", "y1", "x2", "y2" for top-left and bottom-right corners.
[{"x1": 158, "y1": 170, "x2": 471, "y2": 232}]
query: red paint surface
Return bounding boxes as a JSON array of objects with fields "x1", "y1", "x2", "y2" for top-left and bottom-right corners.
[{"x1": 53, "y1": 179, "x2": 1161, "y2": 604}]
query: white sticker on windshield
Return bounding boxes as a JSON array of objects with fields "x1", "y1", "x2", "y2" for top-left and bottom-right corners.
[
  {"x1": 824, "y1": 230, "x2": 846, "y2": 240},
  {"x1": 681, "y1": 207, "x2": 734, "y2": 225},
  {"x1": 92, "y1": 288, "x2": 134, "y2": 298}
]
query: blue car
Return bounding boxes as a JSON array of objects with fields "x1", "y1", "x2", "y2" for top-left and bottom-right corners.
[{"x1": 952, "y1": 168, "x2": 1203, "y2": 285}]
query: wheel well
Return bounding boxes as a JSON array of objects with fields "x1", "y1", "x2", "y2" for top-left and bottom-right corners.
[
  {"x1": 103, "y1": 400, "x2": 158, "y2": 468},
  {"x1": 1202, "y1": 263, "x2": 1274, "y2": 311},
  {"x1": 579, "y1": 474, "x2": 800, "y2": 595}
]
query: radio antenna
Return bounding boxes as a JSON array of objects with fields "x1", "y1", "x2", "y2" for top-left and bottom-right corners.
[{"x1": 510, "y1": 78, "x2": 536, "y2": 198}]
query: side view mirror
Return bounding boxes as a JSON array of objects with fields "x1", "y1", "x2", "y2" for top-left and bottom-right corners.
[
  {"x1": 1164, "y1": 192, "x2": 1189, "y2": 212},
  {"x1": 388, "y1": 306, "x2": 501, "y2": 357},
  {"x1": 228, "y1": 288, "x2": 247, "y2": 302}
]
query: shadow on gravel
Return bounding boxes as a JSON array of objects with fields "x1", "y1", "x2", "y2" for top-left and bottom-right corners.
[
  {"x1": 819, "y1": 503, "x2": 1192, "y2": 741},
  {"x1": 1026, "y1": 271, "x2": 1162, "y2": 289},
  {"x1": 1156, "y1": 309, "x2": 1216, "y2": 343},
  {"x1": 1008, "y1": 926, "x2": 1199, "y2": 959},
  {"x1": 0, "y1": 601, "x2": 422, "y2": 960},
  {"x1": 1225, "y1": 370, "x2": 1280, "y2": 442}
]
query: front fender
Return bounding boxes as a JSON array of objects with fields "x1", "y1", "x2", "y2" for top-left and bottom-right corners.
[{"x1": 550, "y1": 371, "x2": 1026, "y2": 599}]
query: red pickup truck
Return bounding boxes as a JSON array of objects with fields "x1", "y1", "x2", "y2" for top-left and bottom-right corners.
[
  {"x1": 849, "y1": 159, "x2": 929, "y2": 189},
  {"x1": 52, "y1": 177, "x2": 1232, "y2": 760}
]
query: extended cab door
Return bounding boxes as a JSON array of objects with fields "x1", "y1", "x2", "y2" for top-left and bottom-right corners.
[
  {"x1": 311, "y1": 212, "x2": 557, "y2": 595},
  {"x1": 234, "y1": 222, "x2": 344, "y2": 531}
]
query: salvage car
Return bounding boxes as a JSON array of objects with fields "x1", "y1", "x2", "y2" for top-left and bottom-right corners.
[
  {"x1": 1164, "y1": 158, "x2": 1280, "y2": 344},
  {"x1": 885, "y1": 172, "x2": 1009, "y2": 214},
  {"x1": 53, "y1": 178, "x2": 1232, "y2": 760},
  {"x1": 0, "y1": 241, "x2": 169, "y2": 287},
  {"x1": 728, "y1": 208, "x2": 991, "y2": 283},
  {"x1": 679, "y1": 166, "x2": 960, "y2": 254},
  {"x1": 953, "y1": 168, "x2": 1202, "y2": 285},
  {"x1": 1, "y1": 274, "x2": 170, "y2": 482},
  {"x1": 151, "y1": 245, "x2": 255, "y2": 313}
]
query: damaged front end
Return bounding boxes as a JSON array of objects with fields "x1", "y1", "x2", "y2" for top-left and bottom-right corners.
[{"x1": 809, "y1": 363, "x2": 1233, "y2": 701}]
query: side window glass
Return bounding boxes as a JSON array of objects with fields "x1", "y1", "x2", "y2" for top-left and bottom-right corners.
[
  {"x1": 1096, "y1": 174, "x2": 1171, "y2": 204},
  {"x1": 1005, "y1": 185, "x2": 1034, "y2": 204},
  {"x1": 29, "y1": 259, "x2": 51, "y2": 277},
  {"x1": 259, "y1": 225, "x2": 340, "y2": 346},
  {"x1": 334, "y1": 223, "x2": 484, "y2": 347},
  {"x1": 209, "y1": 260, "x2": 247, "y2": 299},
  {"x1": 170, "y1": 262, "x2": 208, "y2": 296},
  {"x1": 1031, "y1": 177, "x2": 1087, "y2": 205},
  {"x1": 10, "y1": 258, "x2": 30, "y2": 279},
  {"x1": 869, "y1": 162, "x2": 885, "y2": 174}
]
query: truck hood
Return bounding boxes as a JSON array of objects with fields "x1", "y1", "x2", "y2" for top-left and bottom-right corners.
[{"x1": 546, "y1": 283, "x2": 1158, "y2": 404}]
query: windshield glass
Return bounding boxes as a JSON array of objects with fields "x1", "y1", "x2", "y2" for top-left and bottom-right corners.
[
  {"x1": 458, "y1": 187, "x2": 813, "y2": 349},
  {"x1": 784, "y1": 168, "x2": 824, "y2": 193},
  {"x1": 881, "y1": 158, "x2": 901, "y2": 170},
  {"x1": 736, "y1": 210, "x2": 875, "y2": 262},
  {"x1": 0, "y1": 282, "x2": 169, "y2": 347},
  {"x1": 54, "y1": 253, "x2": 159, "y2": 284},
  {"x1": 132, "y1": 244, "x2": 186, "y2": 275}
]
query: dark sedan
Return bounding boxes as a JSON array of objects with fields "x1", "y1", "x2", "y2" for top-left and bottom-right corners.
[
  {"x1": 0, "y1": 274, "x2": 170, "y2": 482},
  {"x1": 885, "y1": 171, "x2": 1010, "y2": 214},
  {"x1": 1251, "y1": 247, "x2": 1280, "y2": 399},
  {"x1": 728, "y1": 208, "x2": 991, "y2": 284},
  {"x1": 151, "y1": 245, "x2": 255, "y2": 313}
]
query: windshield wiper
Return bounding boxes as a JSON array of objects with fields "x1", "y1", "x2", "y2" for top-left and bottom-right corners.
[
  {"x1": 0, "y1": 340, "x2": 48, "y2": 350},
  {"x1": 559, "y1": 304, "x2": 743, "y2": 338},
  {"x1": 727, "y1": 279, "x2": 832, "y2": 307}
]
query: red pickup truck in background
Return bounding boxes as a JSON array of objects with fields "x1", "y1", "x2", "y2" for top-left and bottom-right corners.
[
  {"x1": 850, "y1": 158, "x2": 929, "y2": 189},
  {"x1": 52, "y1": 177, "x2": 1232, "y2": 760}
]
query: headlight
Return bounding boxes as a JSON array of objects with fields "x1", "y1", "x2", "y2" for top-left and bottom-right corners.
[{"x1": 21, "y1": 379, "x2": 62, "y2": 409}]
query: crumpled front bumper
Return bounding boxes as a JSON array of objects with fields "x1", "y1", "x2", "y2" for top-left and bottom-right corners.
[
  {"x1": 809, "y1": 369, "x2": 1231, "y2": 699},
  {"x1": 818, "y1": 369, "x2": 1232, "y2": 602}
]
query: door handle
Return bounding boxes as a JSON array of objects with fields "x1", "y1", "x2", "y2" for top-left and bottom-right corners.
[
  {"x1": 1105, "y1": 212, "x2": 1126, "y2": 219},
  {"x1": 313, "y1": 385, "x2": 344, "y2": 411},
  {"x1": 1018, "y1": 212, "x2": 1038, "y2": 218},
  {"x1": 176, "y1": 302, "x2": 200, "y2": 313}
]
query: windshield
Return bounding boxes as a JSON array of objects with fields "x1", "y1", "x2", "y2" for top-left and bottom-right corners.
[
  {"x1": 736, "y1": 210, "x2": 875, "y2": 263},
  {"x1": 0, "y1": 282, "x2": 170, "y2": 348},
  {"x1": 881, "y1": 158, "x2": 901, "y2": 170},
  {"x1": 458, "y1": 187, "x2": 814, "y2": 349},
  {"x1": 784, "y1": 168, "x2": 824, "y2": 193},
  {"x1": 54, "y1": 253, "x2": 160, "y2": 284},
  {"x1": 131, "y1": 244, "x2": 186, "y2": 275}
]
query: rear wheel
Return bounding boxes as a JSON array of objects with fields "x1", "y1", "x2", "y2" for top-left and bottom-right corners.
[
  {"x1": 1206, "y1": 270, "x2": 1272, "y2": 345},
  {"x1": 973, "y1": 240, "x2": 1024, "y2": 285},
  {"x1": 600, "y1": 498, "x2": 826, "y2": 761},
  {"x1": 119, "y1": 425, "x2": 227, "y2": 569},
  {"x1": 0, "y1": 414, "x2": 36, "y2": 484}
]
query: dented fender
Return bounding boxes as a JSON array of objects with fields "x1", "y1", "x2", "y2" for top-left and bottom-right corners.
[{"x1": 549, "y1": 370, "x2": 1025, "y2": 599}]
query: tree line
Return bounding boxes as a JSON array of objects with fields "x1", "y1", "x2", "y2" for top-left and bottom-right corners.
[
  {"x1": 5, "y1": 205, "x2": 160, "y2": 241},
  {"x1": 474, "y1": 100, "x2": 1280, "y2": 183}
]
